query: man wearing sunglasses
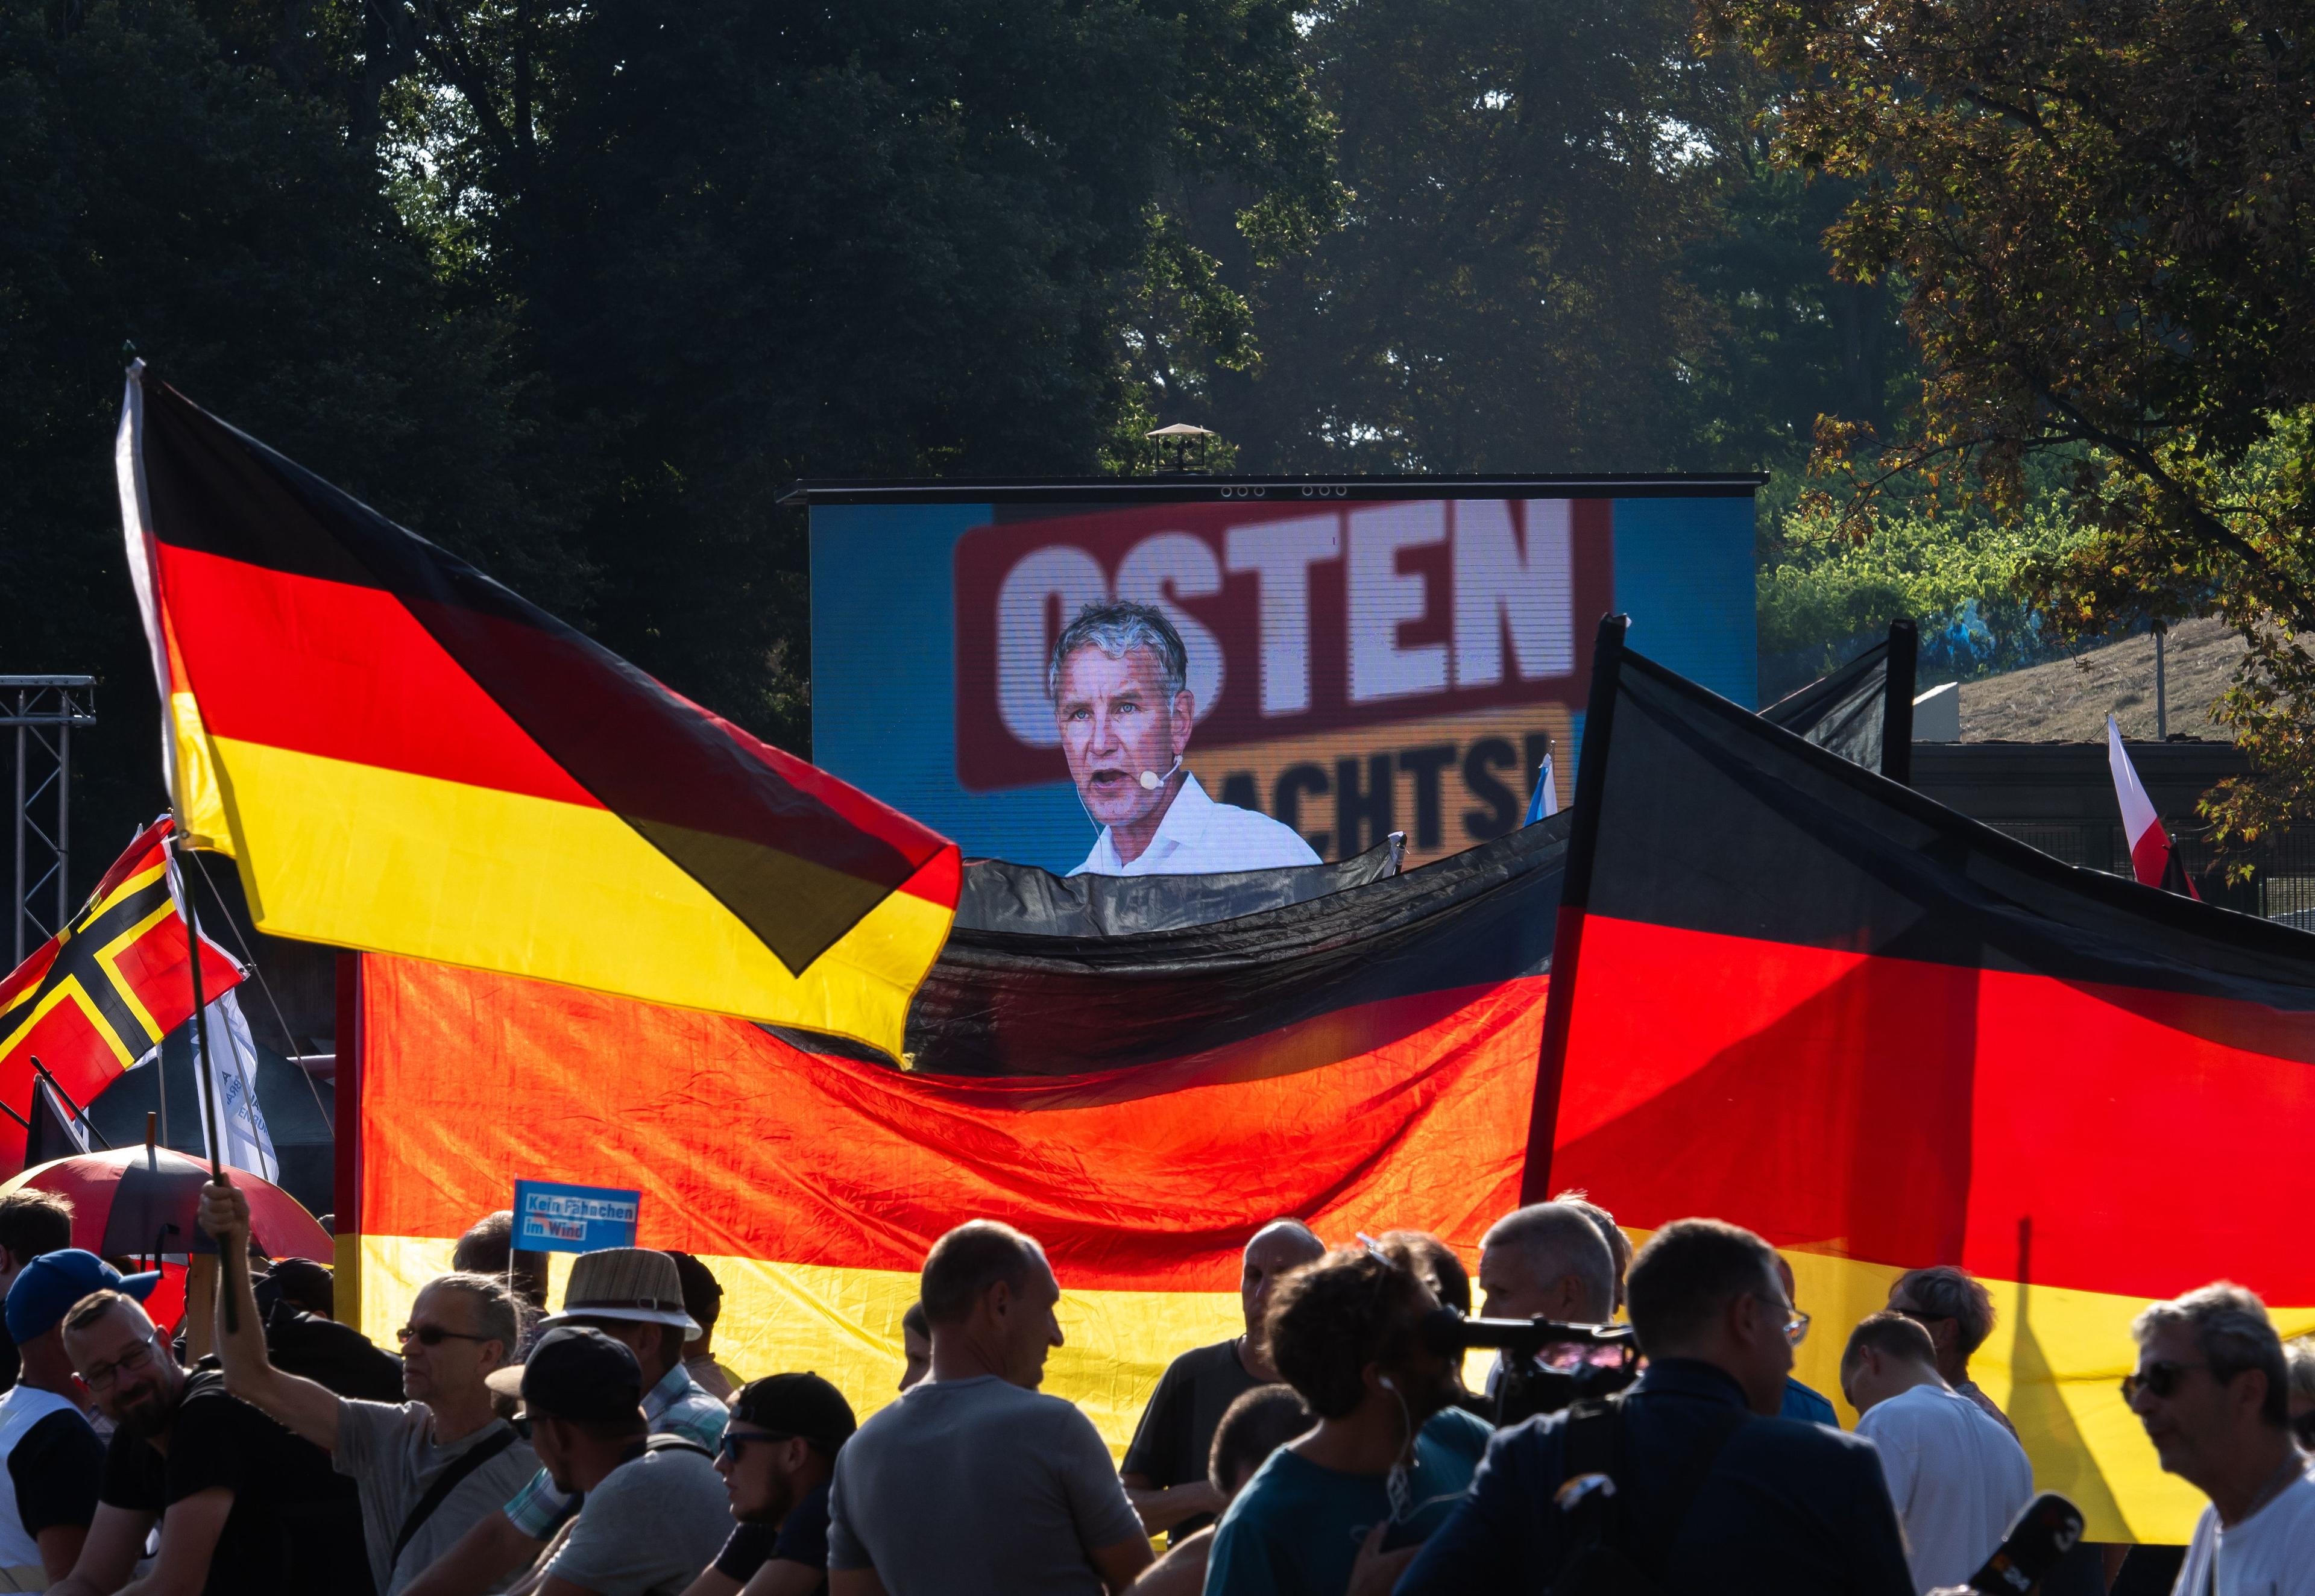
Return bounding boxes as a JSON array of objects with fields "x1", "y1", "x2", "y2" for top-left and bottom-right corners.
[
  {"x1": 2126, "y1": 1283, "x2": 2315, "y2": 1595},
  {"x1": 1399, "y1": 1218, "x2": 1915, "y2": 1596},
  {"x1": 196, "y1": 1180, "x2": 538, "y2": 1594},
  {"x1": 682, "y1": 1374, "x2": 857, "y2": 1596}
]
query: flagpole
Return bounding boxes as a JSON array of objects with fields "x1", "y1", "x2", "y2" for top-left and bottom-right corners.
[
  {"x1": 169, "y1": 825, "x2": 237, "y2": 1334},
  {"x1": 27, "y1": 1056, "x2": 110, "y2": 1150}
]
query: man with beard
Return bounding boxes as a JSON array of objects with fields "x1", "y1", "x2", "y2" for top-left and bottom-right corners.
[
  {"x1": 682, "y1": 1375, "x2": 856, "y2": 1596},
  {"x1": 1203, "y1": 1246, "x2": 1490, "y2": 1596},
  {"x1": 51, "y1": 1287, "x2": 371, "y2": 1595}
]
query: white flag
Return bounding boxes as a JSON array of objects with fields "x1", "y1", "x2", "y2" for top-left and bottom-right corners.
[{"x1": 192, "y1": 988, "x2": 279, "y2": 1181}]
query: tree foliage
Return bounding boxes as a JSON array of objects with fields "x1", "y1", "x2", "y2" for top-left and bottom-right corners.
[
  {"x1": 1700, "y1": 0, "x2": 2315, "y2": 842},
  {"x1": 0, "y1": 0, "x2": 587, "y2": 852}
]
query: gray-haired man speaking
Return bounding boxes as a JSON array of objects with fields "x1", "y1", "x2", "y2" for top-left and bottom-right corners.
[{"x1": 1051, "y1": 602, "x2": 1319, "y2": 876}]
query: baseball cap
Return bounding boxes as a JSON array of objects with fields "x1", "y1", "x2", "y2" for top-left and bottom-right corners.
[
  {"x1": 484, "y1": 1325, "x2": 643, "y2": 1424},
  {"x1": 731, "y1": 1372, "x2": 857, "y2": 1453},
  {"x1": 7, "y1": 1251, "x2": 160, "y2": 1343}
]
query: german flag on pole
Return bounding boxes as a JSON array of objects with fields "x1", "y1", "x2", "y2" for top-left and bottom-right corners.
[
  {"x1": 0, "y1": 818, "x2": 242, "y2": 1166},
  {"x1": 114, "y1": 366, "x2": 957, "y2": 1058},
  {"x1": 1534, "y1": 616, "x2": 2315, "y2": 1542},
  {"x1": 339, "y1": 822, "x2": 1564, "y2": 1449}
]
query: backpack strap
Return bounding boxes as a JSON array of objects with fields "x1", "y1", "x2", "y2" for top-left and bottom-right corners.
[{"x1": 392, "y1": 1426, "x2": 519, "y2": 1569}]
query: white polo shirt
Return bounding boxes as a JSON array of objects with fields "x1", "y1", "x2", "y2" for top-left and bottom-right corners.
[
  {"x1": 1855, "y1": 1381, "x2": 2034, "y2": 1594},
  {"x1": 1070, "y1": 773, "x2": 1321, "y2": 876}
]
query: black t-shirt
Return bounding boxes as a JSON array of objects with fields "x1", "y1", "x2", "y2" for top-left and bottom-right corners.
[
  {"x1": 8, "y1": 1407, "x2": 104, "y2": 1536},
  {"x1": 1120, "y1": 1338, "x2": 1263, "y2": 1541},
  {"x1": 714, "y1": 1478, "x2": 832, "y2": 1589},
  {"x1": 98, "y1": 1366, "x2": 374, "y2": 1595}
]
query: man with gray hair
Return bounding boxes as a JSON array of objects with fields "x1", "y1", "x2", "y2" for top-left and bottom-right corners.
[
  {"x1": 1477, "y1": 1202, "x2": 1616, "y2": 1325},
  {"x1": 1476, "y1": 1203, "x2": 1616, "y2": 1404},
  {"x1": 2124, "y1": 1281, "x2": 2314, "y2": 1594},
  {"x1": 199, "y1": 1183, "x2": 537, "y2": 1594},
  {"x1": 1050, "y1": 601, "x2": 1320, "y2": 875},
  {"x1": 1121, "y1": 1219, "x2": 1324, "y2": 1541},
  {"x1": 1888, "y1": 1265, "x2": 2016, "y2": 1438}
]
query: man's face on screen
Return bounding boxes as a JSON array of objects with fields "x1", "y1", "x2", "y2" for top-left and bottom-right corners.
[{"x1": 1055, "y1": 644, "x2": 1192, "y2": 831}]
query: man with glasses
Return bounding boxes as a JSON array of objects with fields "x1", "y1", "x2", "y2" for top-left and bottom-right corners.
[
  {"x1": 2124, "y1": 1283, "x2": 2315, "y2": 1595},
  {"x1": 49, "y1": 1285, "x2": 369, "y2": 1595},
  {"x1": 484, "y1": 1327, "x2": 731, "y2": 1596},
  {"x1": 197, "y1": 1181, "x2": 537, "y2": 1594},
  {"x1": 411, "y1": 1248, "x2": 728, "y2": 1596},
  {"x1": 682, "y1": 1374, "x2": 856, "y2": 1596},
  {"x1": 1400, "y1": 1217, "x2": 1914, "y2": 1595}
]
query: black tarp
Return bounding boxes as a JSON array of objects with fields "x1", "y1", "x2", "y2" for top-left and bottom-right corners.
[
  {"x1": 955, "y1": 834, "x2": 1406, "y2": 936},
  {"x1": 1760, "y1": 618, "x2": 1918, "y2": 782},
  {"x1": 796, "y1": 812, "x2": 1572, "y2": 1076}
]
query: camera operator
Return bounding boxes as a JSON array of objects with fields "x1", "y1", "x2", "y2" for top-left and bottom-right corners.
[
  {"x1": 1473, "y1": 1203, "x2": 1617, "y2": 1415},
  {"x1": 1397, "y1": 1219, "x2": 1915, "y2": 1595}
]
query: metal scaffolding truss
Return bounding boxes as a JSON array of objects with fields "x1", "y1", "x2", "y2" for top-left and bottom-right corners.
[{"x1": 3, "y1": 676, "x2": 96, "y2": 966}]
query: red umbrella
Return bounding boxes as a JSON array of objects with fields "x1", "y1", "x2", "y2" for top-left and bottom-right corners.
[{"x1": 0, "y1": 1148, "x2": 330, "y2": 1265}]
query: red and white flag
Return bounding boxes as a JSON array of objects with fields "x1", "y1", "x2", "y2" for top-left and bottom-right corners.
[{"x1": 2107, "y1": 715, "x2": 2199, "y2": 899}]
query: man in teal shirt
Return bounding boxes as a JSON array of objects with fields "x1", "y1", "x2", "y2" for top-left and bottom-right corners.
[{"x1": 1205, "y1": 1244, "x2": 1490, "y2": 1596}]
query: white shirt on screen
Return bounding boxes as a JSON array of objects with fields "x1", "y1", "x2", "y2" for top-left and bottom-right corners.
[
  {"x1": 1070, "y1": 773, "x2": 1321, "y2": 877},
  {"x1": 2173, "y1": 1461, "x2": 2315, "y2": 1596},
  {"x1": 1854, "y1": 1382, "x2": 2034, "y2": 1594}
]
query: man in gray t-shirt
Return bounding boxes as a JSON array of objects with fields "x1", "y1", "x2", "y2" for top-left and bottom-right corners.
[
  {"x1": 827, "y1": 1221, "x2": 1150, "y2": 1595},
  {"x1": 199, "y1": 1183, "x2": 536, "y2": 1594},
  {"x1": 539, "y1": 1440, "x2": 731, "y2": 1596},
  {"x1": 336, "y1": 1398, "x2": 537, "y2": 1593}
]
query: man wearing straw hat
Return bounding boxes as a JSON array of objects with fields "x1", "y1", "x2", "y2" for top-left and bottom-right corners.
[{"x1": 405, "y1": 1249, "x2": 728, "y2": 1596}]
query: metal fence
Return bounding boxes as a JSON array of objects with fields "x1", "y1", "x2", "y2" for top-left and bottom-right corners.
[{"x1": 1976, "y1": 818, "x2": 2315, "y2": 922}]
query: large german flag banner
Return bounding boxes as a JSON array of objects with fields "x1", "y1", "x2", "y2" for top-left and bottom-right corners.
[
  {"x1": 0, "y1": 819, "x2": 242, "y2": 1168},
  {"x1": 1535, "y1": 617, "x2": 2315, "y2": 1543},
  {"x1": 113, "y1": 366, "x2": 957, "y2": 1059},
  {"x1": 339, "y1": 822, "x2": 1564, "y2": 1447}
]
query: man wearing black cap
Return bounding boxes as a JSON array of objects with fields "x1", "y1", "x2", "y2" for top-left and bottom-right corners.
[
  {"x1": 488, "y1": 1327, "x2": 731, "y2": 1596},
  {"x1": 682, "y1": 1374, "x2": 855, "y2": 1596}
]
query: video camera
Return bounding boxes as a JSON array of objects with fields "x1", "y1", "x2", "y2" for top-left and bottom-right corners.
[{"x1": 1419, "y1": 1309, "x2": 1640, "y2": 1427}]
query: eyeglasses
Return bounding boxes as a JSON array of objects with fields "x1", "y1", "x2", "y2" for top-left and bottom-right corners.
[
  {"x1": 2121, "y1": 1360, "x2": 2211, "y2": 1404},
  {"x1": 717, "y1": 1428, "x2": 795, "y2": 1463},
  {"x1": 80, "y1": 1333, "x2": 160, "y2": 1393},
  {"x1": 397, "y1": 1325, "x2": 494, "y2": 1348},
  {"x1": 1758, "y1": 1297, "x2": 1810, "y2": 1347}
]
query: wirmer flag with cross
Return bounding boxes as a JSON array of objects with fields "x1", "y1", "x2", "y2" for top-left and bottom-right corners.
[
  {"x1": 2106, "y1": 715, "x2": 2200, "y2": 899},
  {"x1": 0, "y1": 818, "x2": 244, "y2": 1168}
]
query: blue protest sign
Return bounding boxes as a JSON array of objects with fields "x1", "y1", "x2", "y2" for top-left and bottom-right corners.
[{"x1": 513, "y1": 1179, "x2": 641, "y2": 1254}]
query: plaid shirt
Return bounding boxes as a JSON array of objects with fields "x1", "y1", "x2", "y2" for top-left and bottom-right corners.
[{"x1": 503, "y1": 1360, "x2": 729, "y2": 1539}]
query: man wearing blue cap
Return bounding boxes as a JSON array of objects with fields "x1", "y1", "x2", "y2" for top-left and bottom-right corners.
[{"x1": 0, "y1": 1251, "x2": 143, "y2": 1586}]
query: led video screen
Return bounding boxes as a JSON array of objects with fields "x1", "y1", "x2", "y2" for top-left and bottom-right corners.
[{"x1": 807, "y1": 482, "x2": 1757, "y2": 875}]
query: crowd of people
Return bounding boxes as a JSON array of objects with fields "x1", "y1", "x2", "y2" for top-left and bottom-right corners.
[{"x1": 0, "y1": 1182, "x2": 2304, "y2": 1595}]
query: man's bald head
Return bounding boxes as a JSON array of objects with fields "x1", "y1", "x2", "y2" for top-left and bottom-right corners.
[
  {"x1": 1479, "y1": 1203, "x2": 1616, "y2": 1324},
  {"x1": 1241, "y1": 1220, "x2": 1324, "y2": 1342}
]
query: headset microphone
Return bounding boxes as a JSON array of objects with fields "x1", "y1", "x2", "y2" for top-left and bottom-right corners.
[
  {"x1": 1967, "y1": 1494, "x2": 2084, "y2": 1593},
  {"x1": 1138, "y1": 757, "x2": 1184, "y2": 791}
]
